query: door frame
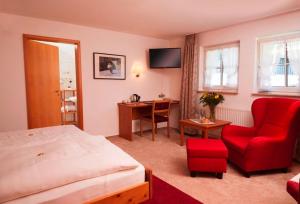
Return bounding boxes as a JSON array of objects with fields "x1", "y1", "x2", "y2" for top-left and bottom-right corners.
[{"x1": 23, "y1": 34, "x2": 84, "y2": 130}]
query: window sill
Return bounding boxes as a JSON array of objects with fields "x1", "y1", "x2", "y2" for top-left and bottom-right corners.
[
  {"x1": 198, "y1": 90, "x2": 238, "y2": 95},
  {"x1": 252, "y1": 92, "x2": 300, "y2": 98}
]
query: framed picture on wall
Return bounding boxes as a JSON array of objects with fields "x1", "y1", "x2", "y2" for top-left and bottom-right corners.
[{"x1": 93, "y1": 52, "x2": 126, "y2": 80}]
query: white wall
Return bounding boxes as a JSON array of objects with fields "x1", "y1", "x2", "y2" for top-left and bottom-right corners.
[
  {"x1": 0, "y1": 12, "x2": 181, "y2": 135},
  {"x1": 198, "y1": 11, "x2": 300, "y2": 111},
  {"x1": 4, "y1": 11, "x2": 296, "y2": 135}
]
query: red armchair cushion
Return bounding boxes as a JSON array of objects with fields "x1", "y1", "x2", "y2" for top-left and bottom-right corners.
[
  {"x1": 222, "y1": 135, "x2": 253, "y2": 154},
  {"x1": 186, "y1": 138, "x2": 227, "y2": 158}
]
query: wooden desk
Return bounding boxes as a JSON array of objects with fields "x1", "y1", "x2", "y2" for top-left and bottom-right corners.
[
  {"x1": 179, "y1": 119, "x2": 231, "y2": 146},
  {"x1": 118, "y1": 100, "x2": 179, "y2": 141}
]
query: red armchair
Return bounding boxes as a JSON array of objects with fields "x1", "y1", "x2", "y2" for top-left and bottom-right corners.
[
  {"x1": 287, "y1": 173, "x2": 300, "y2": 203},
  {"x1": 222, "y1": 98, "x2": 300, "y2": 177}
]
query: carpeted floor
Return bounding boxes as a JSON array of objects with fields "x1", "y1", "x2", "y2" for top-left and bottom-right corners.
[{"x1": 108, "y1": 128, "x2": 300, "y2": 204}]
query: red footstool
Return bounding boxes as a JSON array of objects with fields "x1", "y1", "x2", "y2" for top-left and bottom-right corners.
[{"x1": 186, "y1": 138, "x2": 228, "y2": 179}]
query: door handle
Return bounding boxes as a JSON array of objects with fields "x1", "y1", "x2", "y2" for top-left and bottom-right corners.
[{"x1": 54, "y1": 90, "x2": 60, "y2": 97}]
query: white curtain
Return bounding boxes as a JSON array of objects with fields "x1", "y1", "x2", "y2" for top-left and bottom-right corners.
[
  {"x1": 222, "y1": 47, "x2": 239, "y2": 88},
  {"x1": 258, "y1": 41, "x2": 285, "y2": 90},
  {"x1": 204, "y1": 50, "x2": 221, "y2": 87},
  {"x1": 204, "y1": 46, "x2": 238, "y2": 89},
  {"x1": 287, "y1": 39, "x2": 300, "y2": 89}
]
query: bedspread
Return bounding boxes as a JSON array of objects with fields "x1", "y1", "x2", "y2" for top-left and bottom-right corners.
[{"x1": 0, "y1": 126, "x2": 139, "y2": 203}]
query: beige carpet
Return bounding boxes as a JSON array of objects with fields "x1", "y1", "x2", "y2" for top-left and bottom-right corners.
[{"x1": 108, "y1": 128, "x2": 300, "y2": 204}]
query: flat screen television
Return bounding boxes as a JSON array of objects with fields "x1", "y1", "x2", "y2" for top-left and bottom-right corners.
[{"x1": 149, "y1": 48, "x2": 181, "y2": 68}]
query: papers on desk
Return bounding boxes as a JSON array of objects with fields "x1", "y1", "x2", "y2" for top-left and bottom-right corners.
[{"x1": 190, "y1": 119, "x2": 215, "y2": 125}]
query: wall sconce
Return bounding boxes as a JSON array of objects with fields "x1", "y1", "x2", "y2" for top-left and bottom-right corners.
[{"x1": 132, "y1": 62, "x2": 143, "y2": 78}]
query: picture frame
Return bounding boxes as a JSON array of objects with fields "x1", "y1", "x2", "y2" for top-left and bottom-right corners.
[{"x1": 93, "y1": 52, "x2": 126, "y2": 80}]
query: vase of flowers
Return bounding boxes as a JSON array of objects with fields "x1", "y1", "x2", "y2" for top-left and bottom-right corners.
[{"x1": 199, "y1": 92, "x2": 224, "y2": 122}]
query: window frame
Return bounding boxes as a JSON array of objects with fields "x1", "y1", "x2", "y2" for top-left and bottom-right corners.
[
  {"x1": 202, "y1": 41, "x2": 240, "y2": 93},
  {"x1": 256, "y1": 31, "x2": 300, "y2": 93}
]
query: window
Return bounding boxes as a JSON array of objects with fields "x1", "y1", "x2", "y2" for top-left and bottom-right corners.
[
  {"x1": 203, "y1": 42, "x2": 239, "y2": 92},
  {"x1": 257, "y1": 32, "x2": 300, "y2": 93}
]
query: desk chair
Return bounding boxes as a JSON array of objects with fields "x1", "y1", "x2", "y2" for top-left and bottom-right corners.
[{"x1": 140, "y1": 100, "x2": 171, "y2": 141}]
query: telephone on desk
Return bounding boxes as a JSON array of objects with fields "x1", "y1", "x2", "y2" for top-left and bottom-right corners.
[{"x1": 130, "y1": 94, "x2": 141, "y2": 102}]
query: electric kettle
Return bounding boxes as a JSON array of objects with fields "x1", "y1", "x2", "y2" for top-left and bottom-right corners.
[{"x1": 130, "y1": 94, "x2": 141, "y2": 102}]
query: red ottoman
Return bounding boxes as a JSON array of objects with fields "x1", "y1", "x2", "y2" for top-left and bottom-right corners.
[{"x1": 186, "y1": 138, "x2": 228, "y2": 179}]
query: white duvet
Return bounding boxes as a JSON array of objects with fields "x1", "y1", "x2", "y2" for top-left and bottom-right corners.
[{"x1": 0, "y1": 126, "x2": 139, "y2": 203}]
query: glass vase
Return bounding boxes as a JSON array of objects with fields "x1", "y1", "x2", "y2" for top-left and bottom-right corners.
[{"x1": 209, "y1": 105, "x2": 216, "y2": 122}]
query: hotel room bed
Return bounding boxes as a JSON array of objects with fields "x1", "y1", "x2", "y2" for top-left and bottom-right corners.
[{"x1": 0, "y1": 125, "x2": 151, "y2": 204}]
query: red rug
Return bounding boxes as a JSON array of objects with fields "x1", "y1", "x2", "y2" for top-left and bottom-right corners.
[{"x1": 142, "y1": 175, "x2": 203, "y2": 204}]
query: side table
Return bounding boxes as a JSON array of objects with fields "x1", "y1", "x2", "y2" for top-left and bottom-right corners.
[{"x1": 179, "y1": 119, "x2": 231, "y2": 146}]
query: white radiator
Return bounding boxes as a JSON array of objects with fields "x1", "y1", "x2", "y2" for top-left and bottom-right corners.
[{"x1": 216, "y1": 107, "x2": 253, "y2": 127}]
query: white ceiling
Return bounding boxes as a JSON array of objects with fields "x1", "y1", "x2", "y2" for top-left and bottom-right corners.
[{"x1": 1, "y1": 0, "x2": 300, "y2": 39}]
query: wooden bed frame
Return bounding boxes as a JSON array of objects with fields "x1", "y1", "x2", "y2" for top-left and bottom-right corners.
[{"x1": 85, "y1": 168, "x2": 152, "y2": 204}]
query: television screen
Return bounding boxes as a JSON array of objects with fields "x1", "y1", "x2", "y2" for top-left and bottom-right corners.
[{"x1": 149, "y1": 48, "x2": 181, "y2": 68}]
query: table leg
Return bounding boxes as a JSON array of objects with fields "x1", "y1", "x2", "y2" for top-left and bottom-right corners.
[
  {"x1": 180, "y1": 124, "x2": 185, "y2": 146},
  {"x1": 118, "y1": 105, "x2": 133, "y2": 141}
]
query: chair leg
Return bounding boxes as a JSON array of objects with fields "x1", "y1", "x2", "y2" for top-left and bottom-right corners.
[
  {"x1": 243, "y1": 172, "x2": 250, "y2": 178},
  {"x1": 216, "y1": 173, "x2": 223, "y2": 179},
  {"x1": 155, "y1": 123, "x2": 157, "y2": 134},
  {"x1": 167, "y1": 120, "x2": 170, "y2": 138},
  {"x1": 139, "y1": 120, "x2": 143, "y2": 136},
  {"x1": 152, "y1": 123, "x2": 155, "y2": 141},
  {"x1": 190, "y1": 171, "x2": 197, "y2": 177}
]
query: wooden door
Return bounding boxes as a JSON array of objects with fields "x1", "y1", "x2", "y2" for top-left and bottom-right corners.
[{"x1": 24, "y1": 40, "x2": 62, "y2": 128}]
